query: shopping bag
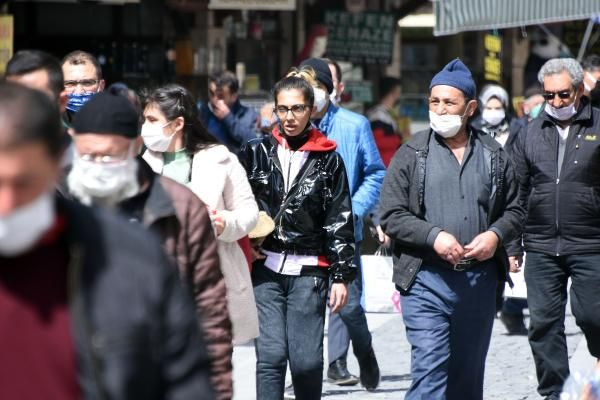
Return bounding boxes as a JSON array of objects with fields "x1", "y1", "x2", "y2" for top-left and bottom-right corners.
[
  {"x1": 360, "y1": 247, "x2": 401, "y2": 313},
  {"x1": 504, "y1": 254, "x2": 527, "y2": 299}
]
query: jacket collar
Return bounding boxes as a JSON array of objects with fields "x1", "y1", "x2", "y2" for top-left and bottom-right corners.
[
  {"x1": 271, "y1": 126, "x2": 337, "y2": 152},
  {"x1": 316, "y1": 102, "x2": 338, "y2": 134},
  {"x1": 129, "y1": 160, "x2": 177, "y2": 227}
]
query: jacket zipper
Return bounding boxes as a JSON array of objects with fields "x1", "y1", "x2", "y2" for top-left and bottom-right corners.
[
  {"x1": 555, "y1": 176, "x2": 560, "y2": 256},
  {"x1": 554, "y1": 124, "x2": 582, "y2": 256},
  {"x1": 68, "y1": 244, "x2": 110, "y2": 400},
  {"x1": 278, "y1": 149, "x2": 296, "y2": 246}
]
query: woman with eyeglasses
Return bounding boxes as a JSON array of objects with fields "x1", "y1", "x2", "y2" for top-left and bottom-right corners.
[
  {"x1": 239, "y1": 70, "x2": 356, "y2": 400},
  {"x1": 140, "y1": 84, "x2": 260, "y2": 400}
]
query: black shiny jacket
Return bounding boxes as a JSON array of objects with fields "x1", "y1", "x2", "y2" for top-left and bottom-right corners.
[{"x1": 240, "y1": 129, "x2": 356, "y2": 283}]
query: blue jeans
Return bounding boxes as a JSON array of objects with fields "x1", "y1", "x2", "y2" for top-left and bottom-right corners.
[
  {"x1": 525, "y1": 252, "x2": 600, "y2": 397},
  {"x1": 328, "y1": 241, "x2": 372, "y2": 363},
  {"x1": 253, "y1": 264, "x2": 329, "y2": 400},
  {"x1": 401, "y1": 262, "x2": 497, "y2": 400}
]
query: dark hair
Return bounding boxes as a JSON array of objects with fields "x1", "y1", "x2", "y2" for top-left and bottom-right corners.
[
  {"x1": 141, "y1": 84, "x2": 218, "y2": 154},
  {"x1": 209, "y1": 70, "x2": 239, "y2": 93},
  {"x1": 109, "y1": 82, "x2": 141, "y2": 114},
  {"x1": 6, "y1": 50, "x2": 64, "y2": 99},
  {"x1": 323, "y1": 58, "x2": 342, "y2": 82},
  {"x1": 0, "y1": 81, "x2": 63, "y2": 158},
  {"x1": 273, "y1": 76, "x2": 315, "y2": 107},
  {"x1": 62, "y1": 50, "x2": 103, "y2": 80},
  {"x1": 582, "y1": 55, "x2": 600, "y2": 72},
  {"x1": 379, "y1": 77, "x2": 401, "y2": 99},
  {"x1": 523, "y1": 84, "x2": 543, "y2": 99}
]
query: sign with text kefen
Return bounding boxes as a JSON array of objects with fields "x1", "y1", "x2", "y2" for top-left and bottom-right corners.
[
  {"x1": 325, "y1": 11, "x2": 395, "y2": 65},
  {"x1": 0, "y1": 15, "x2": 13, "y2": 75}
]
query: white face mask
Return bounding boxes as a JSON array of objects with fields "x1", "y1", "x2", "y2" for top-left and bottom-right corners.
[
  {"x1": 329, "y1": 89, "x2": 339, "y2": 105},
  {"x1": 482, "y1": 109, "x2": 506, "y2": 126},
  {"x1": 0, "y1": 191, "x2": 55, "y2": 257},
  {"x1": 68, "y1": 153, "x2": 139, "y2": 205},
  {"x1": 585, "y1": 72, "x2": 598, "y2": 92},
  {"x1": 313, "y1": 87, "x2": 328, "y2": 112},
  {"x1": 429, "y1": 110, "x2": 467, "y2": 138},
  {"x1": 141, "y1": 121, "x2": 175, "y2": 152},
  {"x1": 544, "y1": 99, "x2": 578, "y2": 121}
]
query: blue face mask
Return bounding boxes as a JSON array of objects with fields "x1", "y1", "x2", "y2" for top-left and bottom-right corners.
[
  {"x1": 260, "y1": 118, "x2": 272, "y2": 129},
  {"x1": 529, "y1": 103, "x2": 543, "y2": 119},
  {"x1": 66, "y1": 92, "x2": 96, "y2": 113}
]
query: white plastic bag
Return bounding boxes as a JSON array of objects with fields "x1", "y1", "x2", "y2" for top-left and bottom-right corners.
[
  {"x1": 504, "y1": 254, "x2": 527, "y2": 299},
  {"x1": 360, "y1": 247, "x2": 401, "y2": 313}
]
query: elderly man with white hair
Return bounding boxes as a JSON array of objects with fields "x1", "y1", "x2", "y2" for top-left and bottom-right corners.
[{"x1": 512, "y1": 57, "x2": 600, "y2": 400}]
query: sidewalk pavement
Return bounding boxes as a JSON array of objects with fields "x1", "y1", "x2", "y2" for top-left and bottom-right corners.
[{"x1": 233, "y1": 310, "x2": 595, "y2": 399}]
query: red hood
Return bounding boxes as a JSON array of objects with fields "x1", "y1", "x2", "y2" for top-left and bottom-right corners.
[{"x1": 272, "y1": 126, "x2": 337, "y2": 152}]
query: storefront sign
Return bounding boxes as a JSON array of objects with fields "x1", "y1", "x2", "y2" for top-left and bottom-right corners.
[
  {"x1": 325, "y1": 11, "x2": 395, "y2": 65},
  {"x1": 208, "y1": 0, "x2": 295, "y2": 10},
  {"x1": 0, "y1": 15, "x2": 13, "y2": 75},
  {"x1": 344, "y1": 80, "x2": 373, "y2": 103},
  {"x1": 484, "y1": 33, "x2": 502, "y2": 82}
]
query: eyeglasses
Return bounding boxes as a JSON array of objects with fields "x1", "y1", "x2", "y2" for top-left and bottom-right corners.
[
  {"x1": 79, "y1": 153, "x2": 129, "y2": 165},
  {"x1": 274, "y1": 104, "x2": 310, "y2": 118},
  {"x1": 542, "y1": 90, "x2": 573, "y2": 101},
  {"x1": 64, "y1": 79, "x2": 100, "y2": 90}
]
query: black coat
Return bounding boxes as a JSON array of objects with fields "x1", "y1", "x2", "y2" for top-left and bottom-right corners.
[
  {"x1": 512, "y1": 97, "x2": 600, "y2": 255},
  {"x1": 57, "y1": 196, "x2": 215, "y2": 399},
  {"x1": 379, "y1": 129, "x2": 525, "y2": 292},
  {"x1": 240, "y1": 129, "x2": 356, "y2": 283}
]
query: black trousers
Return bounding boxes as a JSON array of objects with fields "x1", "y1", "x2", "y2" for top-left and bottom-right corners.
[{"x1": 525, "y1": 252, "x2": 600, "y2": 397}]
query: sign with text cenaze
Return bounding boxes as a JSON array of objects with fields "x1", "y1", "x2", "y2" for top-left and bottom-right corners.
[{"x1": 325, "y1": 11, "x2": 395, "y2": 65}]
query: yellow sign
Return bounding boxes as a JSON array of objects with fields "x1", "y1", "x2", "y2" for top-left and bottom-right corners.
[
  {"x1": 484, "y1": 33, "x2": 502, "y2": 82},
  {"x1": 585, "y1": 134, "x2": 597, "y2": 141},
  {"x1": 484, "y1": 34, "x2": 501, "y2": 53},
  {"x1": 0, "y1": 15, "x2": 13, "y2": 75}
]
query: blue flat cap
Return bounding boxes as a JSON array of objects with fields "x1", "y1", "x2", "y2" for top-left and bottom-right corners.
[{"x1": 429, "y1": 58, "x2": 476, "y2": 99}]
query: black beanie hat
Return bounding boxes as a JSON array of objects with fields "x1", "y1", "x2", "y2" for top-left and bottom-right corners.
[
  {"x1": 299, "y1": 57, "x2": 334, "y2": 94},
  {"x1": 72, "y1": 87, "x2": 139, "y2": 138}
]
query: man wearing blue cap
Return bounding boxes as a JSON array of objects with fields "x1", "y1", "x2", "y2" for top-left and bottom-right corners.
[{"x1": 379, "y1": 59, "x2": 524, "y2": 399}]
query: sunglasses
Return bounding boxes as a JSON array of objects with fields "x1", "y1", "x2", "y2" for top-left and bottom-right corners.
[{"x1": 542, "y1": 90, "x2": 573, "y2": 101}]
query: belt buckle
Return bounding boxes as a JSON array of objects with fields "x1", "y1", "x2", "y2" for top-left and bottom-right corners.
[
  {"x1": 453, "y1": 258, "x2": 474, "y2": 271},
  {"x1": 452, "y1": 263, "x2": 466, "y2": 271}
]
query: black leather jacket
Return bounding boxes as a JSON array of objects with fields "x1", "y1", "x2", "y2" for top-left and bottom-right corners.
[{"x1": 240, "y1": 129, "x2": 356, "y2": 283}]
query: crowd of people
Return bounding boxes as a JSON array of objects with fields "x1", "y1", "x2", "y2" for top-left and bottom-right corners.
[{"x1": 0, "y1": 46, "x2": 599, "y2": 400}]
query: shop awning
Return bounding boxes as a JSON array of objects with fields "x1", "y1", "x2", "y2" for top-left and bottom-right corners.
[{"x1": 433, "y1": 0, "x2": 600, "y2": 36}]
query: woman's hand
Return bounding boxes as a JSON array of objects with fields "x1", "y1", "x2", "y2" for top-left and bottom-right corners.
[{"x1": 210, "y1": 209, "x2": 226, "y2": 236}]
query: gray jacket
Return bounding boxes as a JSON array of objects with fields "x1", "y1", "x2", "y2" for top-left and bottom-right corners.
[{"x1": 379, "y1": 129, "x2": 524, "y2": 292}]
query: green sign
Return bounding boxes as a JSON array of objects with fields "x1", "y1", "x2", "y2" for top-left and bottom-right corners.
[
  {"x1": 344, "y1": 80, "x2": 373, "y2": 103},
  {"x1": 325, "y1": 11, "x2": 396, "y2": 65}
]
